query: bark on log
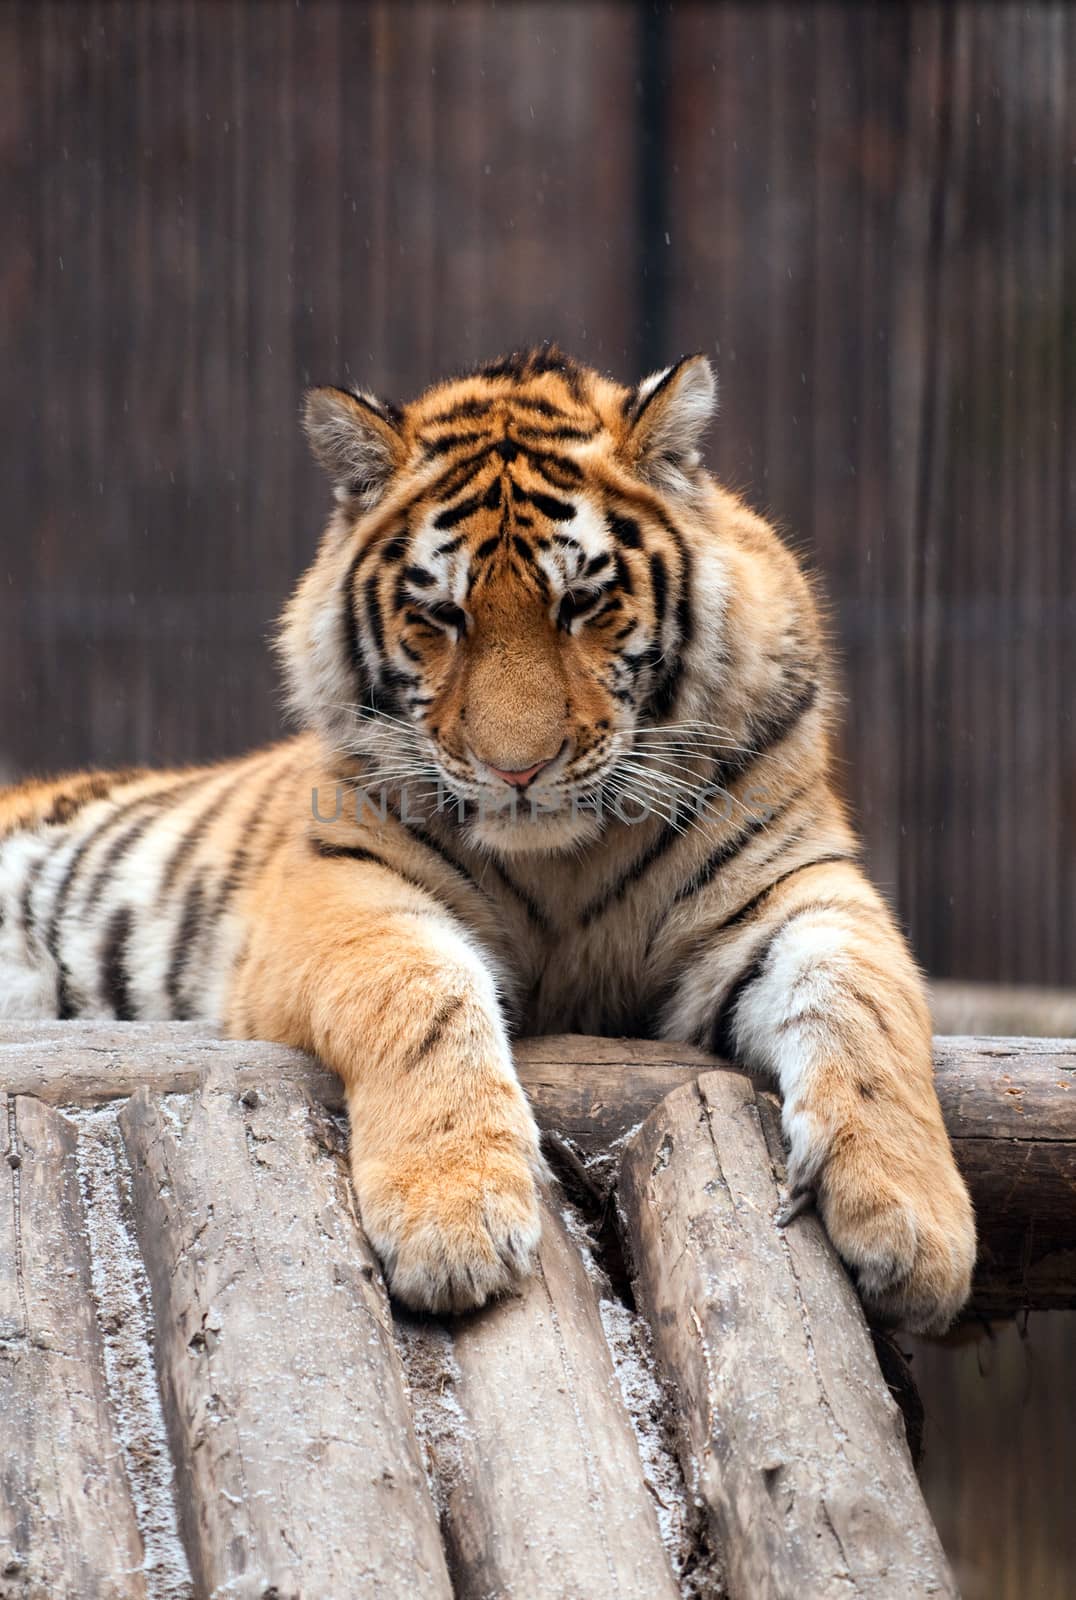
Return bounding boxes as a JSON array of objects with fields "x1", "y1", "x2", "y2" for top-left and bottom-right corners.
[
  {"x1": 1, "y1": 1024, "x2": 1073, "y2": 1314},
  {"x1": 404, "y1": 1203, "x2": 681, "y2": 1600},
  {"x1": 118, "y1": 1082, "x2": 453, "y2": 1600},
  {"x1": 0, "y1": 1097, "x2": 148, "y2": 1600},
  {"x1": 618, "y1": 1070, "x2": 958, "y2": 1600},
  {"x1": 0, "y1": 1023, "x2": 339, "y2": 1110}
]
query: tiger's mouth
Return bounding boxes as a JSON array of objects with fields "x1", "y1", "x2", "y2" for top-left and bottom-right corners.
[
  {"x1": 429, "y1": 772, "x2": 594, "y2": 825},
  {"x1": 351, "y1": 720, "x2": 691, "y2": 849},
  {"x1": 353, "y1": 722, "x2": 696, "y2": 847},
  {"x1": 423, "y1": 725, "x2": 701, "y2": 837},
  {"x1": 429, "y1": 748, "x2": 691, "y2": 855},
  {"x1": 364, "y1": 747, "x2": 616, "y2": 854}
]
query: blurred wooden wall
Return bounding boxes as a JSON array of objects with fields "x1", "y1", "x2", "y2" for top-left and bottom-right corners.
[
  {"x1": 3, "y1": 1, "x2": 1073, "y2": 985},
  {"x1": 913, "y1": 1312, "x2": 1076, "y2": 1600}
]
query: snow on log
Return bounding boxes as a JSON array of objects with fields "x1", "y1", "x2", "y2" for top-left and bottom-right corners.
[
  {"x1": 0, "y1": 1097, "x2": 148, "y2": 1598},
  {"x1": 401, "y1": 1203, "x2": 682, "y2": 1600},
  {"x1": 117, "y1": 1082, "x2": 453, "y2": 1600},
  {"x1": 618, "y1": 1070, "x2": 958, "y2": 1600}
]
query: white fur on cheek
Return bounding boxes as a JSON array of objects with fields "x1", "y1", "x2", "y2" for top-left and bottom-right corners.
[{"x1": 277, "y1": 519, "x2": 369, "y2": 749}]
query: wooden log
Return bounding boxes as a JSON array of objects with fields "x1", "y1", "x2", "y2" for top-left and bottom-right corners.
[
  {"x1": 931, "y1": 1036, "x2": 1076, "y2": 1314},
  {"x1": 117, "y1": 1082, "x2": 453, "y2": 1600},
  {"x1": 0, "y1": 1022, "x2": 343, "y2": 1111},
  {"x1": 521, "y1": 1034, "x2": 1076, "y2": 1317},
  {"x1": 618, "y1": 1071, "x2": 958, "y2": 1600},
  {"x1": 402, "y1": 1203, "x2": 681, "y2": 1600},
  {"x1": 0, "y1": 1096, "x2": 150, "y2": 1599},
  {"x1": 1, "y1": 1024, "x2": 1073, "y2": 1314}
]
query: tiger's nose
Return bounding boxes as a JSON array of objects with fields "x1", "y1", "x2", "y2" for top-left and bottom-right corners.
[{"x1": 486, "y1": 757, "x2": 553, "y2": 790}]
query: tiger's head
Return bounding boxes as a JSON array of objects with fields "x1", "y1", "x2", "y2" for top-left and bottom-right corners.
[{"x1": 281, "y1": 345, "x2": 755, "y2": 855}]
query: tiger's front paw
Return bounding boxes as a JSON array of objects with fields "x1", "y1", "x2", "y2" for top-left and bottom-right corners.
[
  {"x1": 353, "y1": 1106, "x2": 544, "y2": 1314},
  {"x1": 806, "y1": 1137, "x2": 976, "y2": 1335}
]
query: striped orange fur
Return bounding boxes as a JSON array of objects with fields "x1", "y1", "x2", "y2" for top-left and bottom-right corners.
[{"x1": 0, "y1": 346, "x2": 974, "y2": 1328}]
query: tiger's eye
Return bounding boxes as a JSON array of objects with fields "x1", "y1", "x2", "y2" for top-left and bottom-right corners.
[
  {"x1": 426, "y1": 601, "x2": 467, "y2": 637},
  {"x1": 557, "y1": 592, "x2": 589, "y2": 630}
]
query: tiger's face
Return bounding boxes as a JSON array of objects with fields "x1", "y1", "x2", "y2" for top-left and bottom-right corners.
[{"x1": 284, "y1": 346, "x2": 719, "y2": 853}]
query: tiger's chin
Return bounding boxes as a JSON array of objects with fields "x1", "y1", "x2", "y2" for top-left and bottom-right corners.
[{"x1": 467, "y1": 801, "x2": 605, "y2": 856}]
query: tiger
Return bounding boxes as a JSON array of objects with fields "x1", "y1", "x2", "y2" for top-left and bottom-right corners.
[{"x1": 0, "y1": 345, "x2": 975, "y2": 1332}]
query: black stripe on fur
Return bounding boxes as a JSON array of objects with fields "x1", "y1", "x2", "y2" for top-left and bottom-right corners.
[
  {"x1": 166, "y1": 873, "x2": 206, "y2": 1019},
  {"x1": 404, "y1": 994, "x2": 467, "y2": 1071},
  {"x1": 101, "y1": 905, "x2": 136, "y2": 1021}
]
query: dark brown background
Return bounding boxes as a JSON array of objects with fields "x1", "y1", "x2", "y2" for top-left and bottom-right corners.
[
  {"x1": 2, "y1": 6, "x2": 1074, "y2": 1593},
  {"x1": 3, "y1": 1, "x2": 1074, "y2": 986}
]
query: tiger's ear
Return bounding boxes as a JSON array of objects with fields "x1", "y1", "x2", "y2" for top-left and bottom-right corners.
[
  {"x1": 624, "y1": 355, "x2": 716, "y2": 496},
  {"x1": 303, "y1": 386, "x2": 405, "y2": 507}
]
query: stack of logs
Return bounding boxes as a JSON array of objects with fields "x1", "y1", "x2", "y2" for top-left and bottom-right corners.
[{"x1": 1, "y1": 1024, "x2": 1073, "y2": 1599}]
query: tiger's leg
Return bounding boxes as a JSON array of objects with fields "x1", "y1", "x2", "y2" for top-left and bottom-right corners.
[
  {"x1": 662, "y1": 866, "x2": 975, "y2": 1333},
  {"x1": 227, "y1": 847, "x2": 542, "y2": 1313}
]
